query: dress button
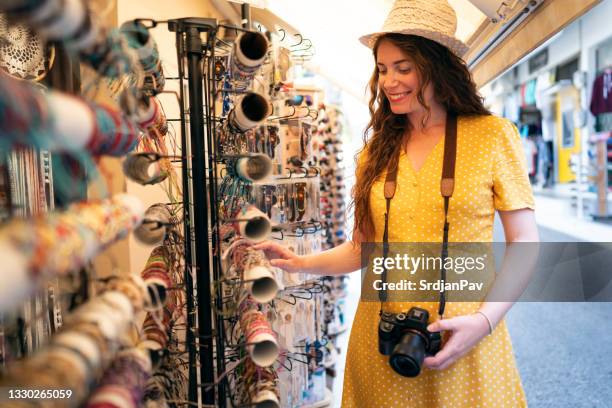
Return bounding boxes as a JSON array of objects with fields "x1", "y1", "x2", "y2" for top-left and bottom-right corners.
[{"x1": 412, "y1": 182, "x2": 418, "y2": 187}]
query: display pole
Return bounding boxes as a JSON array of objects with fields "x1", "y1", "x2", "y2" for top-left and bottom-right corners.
[
  {"x1": 169, "y1": 17, "x2": 226, "y2": 406},
  {"x1": 174, "y1": 30, "x2": 198, "y2": 404},
  {"x1": 185, "y1": 26, "x2": 217, "y2": 405},
  {"x1": 202, "y1": 28, "x2": 228, "y2": 408},
  {"x1": 241, "y1": 3, "x2": 251, "y2": 29}
]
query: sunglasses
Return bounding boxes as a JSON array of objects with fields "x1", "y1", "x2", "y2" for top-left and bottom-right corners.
[{"x1": 295, "y1": 182, "x2": 307, "y2": 222}]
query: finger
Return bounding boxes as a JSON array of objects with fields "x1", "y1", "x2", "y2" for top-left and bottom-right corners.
[
  {"x1": 252, "y1": 241, "x2": 275, "y2": 251},
  {"x1": 436, "y1": 356, "x2": 458, "y2": 371},
  {"x1": 427, "y1": 318, "x2": 457, "y2": 333},
  {"x1": 252, "y1": 243, "x2": 287, "y2": 259},
  {"x1": 423, "y1": 343, "x2": 456, "y2": 369},
  {"x1": 270, "y1": 259, "x2": 295, "y2": 272}
]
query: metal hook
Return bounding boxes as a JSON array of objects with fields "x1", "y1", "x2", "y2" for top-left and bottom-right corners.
[
  {"x1": 278, "y1": 28, "x2": 286, "y2": 42},
  {"x1": 277, "y1": 354, "x2": 293, "y2": 371},
  {"x1": 291, "y1": 290, "x2": 314, "y2": 300},
  {"x1": 308, "y1": 220, "x2": 323, "y2": 231},
  {"x1": 291, "y1": 33, "x2": 304, "y2": 47},
  {"x1": 298, "y1": 166, "x2": 309, "y2": 177},
  {"x1": 141, "y1": 219, "x2": 175, "y2": 230},
  {"x1": 290, "y1": 38, "x2": 313, "y2": 53},
  {"x1": 134, "y1": 18, "x2": 160, "y2": 29},
  {"x1": 270, "y1": 227, "x2": 285, "y2": 240},
  {"x1": 266, "y1": 105, "x2": 296, "y2": 121},
  {"x1": 296, "y1": 105, "x2": 315, "y2": 120},
  {"x1": 279, "y1": 293, "x2": 297, "y2": 305},
  {"x1": 285, "y1": 226, "x2": 304, "y2": 237},
  {"x1": 285, "y1": 353, "x2": 310, "y2": 366}
]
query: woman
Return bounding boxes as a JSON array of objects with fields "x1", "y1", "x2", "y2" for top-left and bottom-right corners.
[{"x1": 256, "y1": 0, "x2": 538, "y2": 406}]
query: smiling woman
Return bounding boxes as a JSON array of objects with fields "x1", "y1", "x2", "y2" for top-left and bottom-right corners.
[
  {"x1": 336, "y1": 0, "x2": 538, "y2": 406},
  {"x1": 376, "y1": 44, "x2": 422, "y2": 112},
  {"x1": 352, "y1": 32, "x2": 490, "y2": 241}
]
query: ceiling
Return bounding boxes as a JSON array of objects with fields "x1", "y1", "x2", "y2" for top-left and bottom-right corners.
[{"x1": 260, "y1": 0, "x2": 488, "y2": 102}]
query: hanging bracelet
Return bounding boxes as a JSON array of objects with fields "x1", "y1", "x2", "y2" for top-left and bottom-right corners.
[{"x1": 476, "y1": 311, "x2": 494, "y2": 335}]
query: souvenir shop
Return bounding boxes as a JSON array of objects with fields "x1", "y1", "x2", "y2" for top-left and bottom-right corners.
[
  {"x1": 481, "y1": 0, "x2": 612, "y2": 219},
  {"x1": 0, "y1": 1, "x2": 349, "y2": 407}
]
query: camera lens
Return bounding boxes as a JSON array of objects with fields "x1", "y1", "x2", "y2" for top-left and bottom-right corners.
[{"x1": 389, "y1": 332, "x2": 426, "y2": 377}]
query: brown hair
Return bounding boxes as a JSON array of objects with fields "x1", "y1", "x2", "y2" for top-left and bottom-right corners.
[{"x1": 352, "y1": 34, "x2": 490, "y2": 241}]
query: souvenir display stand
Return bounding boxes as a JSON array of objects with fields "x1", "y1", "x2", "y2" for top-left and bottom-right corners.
[{"x1": 0, "y1": 3, "x2": 349, "y2": 407}]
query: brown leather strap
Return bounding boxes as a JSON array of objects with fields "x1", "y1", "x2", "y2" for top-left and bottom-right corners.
[
  {"x1": 384, "y1": 114, "x2": 457, "y2": 197},
  {"x1": 380, "y1": 113, "x2": 458, "y2": 313},
  {"x1": 384, "y1": 163, "x2": 398, "y2": 199},
  {"x1": 441, "y1": 114, "x2": 457, "y2": 197}
]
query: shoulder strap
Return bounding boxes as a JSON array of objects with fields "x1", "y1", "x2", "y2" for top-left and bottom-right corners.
[
  {"x1": 380, "y1": 113, "x2": 458, "y2": 312},
  {"x1": 384, "y1": 114, "x2": 457, "y2": 197},
  {"x1": 441, "y1": 113, "x2": 457, "y2": 197}
]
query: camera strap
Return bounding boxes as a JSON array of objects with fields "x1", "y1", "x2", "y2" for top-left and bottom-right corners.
[{"x1": 380, "y1": 113, "x2": 457, "y2": 318}]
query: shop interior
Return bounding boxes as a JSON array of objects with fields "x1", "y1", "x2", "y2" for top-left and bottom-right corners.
[{"x1": 0, "y1": 0, "x2": 611, "y2": 407}]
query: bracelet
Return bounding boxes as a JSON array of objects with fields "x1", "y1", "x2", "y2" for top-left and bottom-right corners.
[{"x1": 475, "y1": 311, "x2": 494, "y2": 335}]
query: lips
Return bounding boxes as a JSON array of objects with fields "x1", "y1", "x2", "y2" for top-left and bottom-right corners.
[{"x1": 387, "y1": 91, "x2": 411, "y2": 103}]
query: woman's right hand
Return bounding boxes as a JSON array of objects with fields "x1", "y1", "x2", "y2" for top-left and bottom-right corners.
[{"x1": 252, "y1": 241, "x2": 306, "y2": 274}]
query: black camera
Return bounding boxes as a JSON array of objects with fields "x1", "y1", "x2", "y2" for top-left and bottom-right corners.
[{"x1": 378, "y1": 307, "x2": 442, "y2": 377}]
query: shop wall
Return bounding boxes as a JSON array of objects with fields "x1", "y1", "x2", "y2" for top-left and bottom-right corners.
[
  {"x1": 116, "y1": 0, "x2": 225, "y2": 275},
  {"x1": 514, "y1": 0, "x2": 612, "y2": 100},
  {"x1": 514, "y1": 23, "x2": 580, "y2": 84}
]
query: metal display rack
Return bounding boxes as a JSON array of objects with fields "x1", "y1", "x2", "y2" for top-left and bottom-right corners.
[
  {"x1": 166, "y1": 15, "x2": 269, "y2": 407},
  {"x1": 163, "y1": 12, "x2": 333, "y2": 406},
  {"x1": 166, "y1": 17, "x2": 225, "y2": 406}
]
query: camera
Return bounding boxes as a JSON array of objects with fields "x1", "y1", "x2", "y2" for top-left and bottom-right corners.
[{"x1": 378, "y1": 307, "x2": 442, "y2": 377}]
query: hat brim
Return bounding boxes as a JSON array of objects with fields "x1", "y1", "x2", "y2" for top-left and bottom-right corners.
[{"x1": 359, "y1": 28, "x2": 469, "y2": 58}]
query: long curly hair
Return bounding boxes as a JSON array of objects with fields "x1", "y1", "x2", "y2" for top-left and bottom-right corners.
[{"x1": 352, "y1": 34, "x2": 490, "y2": 241}]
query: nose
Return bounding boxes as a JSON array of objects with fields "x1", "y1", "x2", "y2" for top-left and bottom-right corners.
[{"x1": 381, "y1": 71, "x2": 400, "y2": 91}]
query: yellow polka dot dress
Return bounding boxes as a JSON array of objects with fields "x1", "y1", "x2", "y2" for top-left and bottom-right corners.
[{"x1": 342, "y1": 115, "x2": 535, "y2": 407}]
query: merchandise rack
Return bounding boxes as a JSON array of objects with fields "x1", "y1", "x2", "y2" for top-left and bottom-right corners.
[
  {"x1": 166, "y1": 17, "x2": 225, "y2": 406},
  {"x1": 167, "y1": 16, "x2": 269, "y2": 407},
  {"x1": 157, "y1": 13, "x2": 335, "y2": 406}
]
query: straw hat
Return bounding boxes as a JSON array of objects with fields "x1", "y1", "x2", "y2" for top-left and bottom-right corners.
[{"x1": 359, "y1": 0, "x2": 469, "y2": 57}]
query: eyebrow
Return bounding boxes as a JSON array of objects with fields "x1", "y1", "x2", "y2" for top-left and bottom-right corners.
[{"x1": 376, "y1": 59, "x2": 411, "y2": 66}]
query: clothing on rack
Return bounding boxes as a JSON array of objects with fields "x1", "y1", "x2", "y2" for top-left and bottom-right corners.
[{"x1": 590, "y1": 69, "x2": 612, "y2": 116}]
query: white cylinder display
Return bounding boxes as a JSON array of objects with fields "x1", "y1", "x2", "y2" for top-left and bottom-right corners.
[
  {"x1": 231, "y1": 31, "x2": 269, "y2": 85},
  {"x1": 229, "y1": 92, "x2": 271, "y2": 132},
  {"x1": 134, "y1": 204, "x2": 171, "y2": 245},
  {"x1": 247, "y1": 330, "x2": 280, "y2": 368},
  {"x1": 123, "y1": 153, "x2": 167, "y2": 185},
  {"x1": 243, "y1": 265, "x2": 279, "y2": 304},
  {"x1": 46, "y1": 92, "x2": 96, "y2": 151},
  {"x1": 252, "y1": 390, "x2": 280, "y2": 408},
  {"x1": 236, "y1": 206, "x2": 271, "y2": 242},
  {"x1": 235, "y1": 154, "x2": 273, "y2": 182}
]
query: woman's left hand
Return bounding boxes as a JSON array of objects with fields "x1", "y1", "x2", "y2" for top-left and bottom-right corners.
[{"x1": 422, "y1": 313, "x2": 491, "y2": 371}]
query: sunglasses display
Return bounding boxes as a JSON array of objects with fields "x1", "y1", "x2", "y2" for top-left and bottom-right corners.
[{"x1": 311, "y1": 106, "x2": 348, "y2": 249}]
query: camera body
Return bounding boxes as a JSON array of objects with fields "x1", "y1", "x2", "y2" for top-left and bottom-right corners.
[{"x1": 378, "y1": 307, "x2": 442, "y2": 377}]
